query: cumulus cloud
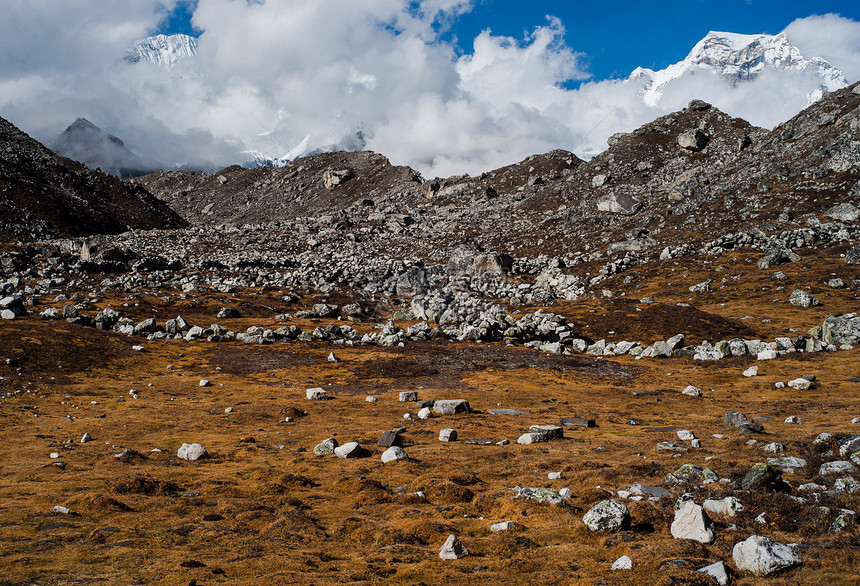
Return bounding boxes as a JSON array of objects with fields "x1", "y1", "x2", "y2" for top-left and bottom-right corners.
[
  {"x1": 784, "y1": 13, "x2": 860, "y2": 82},
  {"x1": 0, "y1": 2, "x2": 856, "y2": 178}
]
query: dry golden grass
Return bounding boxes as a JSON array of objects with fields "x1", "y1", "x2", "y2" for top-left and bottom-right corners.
[{"x1": 1, "y1": 249, "x2": 859, "y2": 584}]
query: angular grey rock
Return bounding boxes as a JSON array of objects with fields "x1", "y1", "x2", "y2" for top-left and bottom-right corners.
[
  {"x1": 789, "y1": 289, "x2": 819, "y2": 307},
  {"x1": 80, "y1": 432, "x2": 92, "y2": 443},
  {"x1": 610, "y1": 555, "x2": 633, "y2": 570},
  {"x1": 439, "y1": 428, "x2": 458, "y2": 442},
  {"x1": 596, "y1": 192, "x2": 641, "y2": 214},
  {"x1": 703, "y1": 496, "x2": 744, "y2": 518},
  {"x1": 306, "y1": 387, "x2": 328, "y2": 400},
  {"x1": 399, "y1": 391, "x2": 418, "y2": 402},
  {"x1": 582, "y1": 500, "x2": 629, "y2": 532},
  {"x1": 678, "y1": 129, "x2": 709, "y2": 151},
  {"x1": 439, "y1": 534, "x2": 468, "y2": 560},
  {"x1": 313, "y1": 437, "x2": 338, "y2": 455},
  {"x1": 698, "y1": 561, "x2": 729, "y2": 585},
  {"x1": 177, "y1": 443, "x2": 208, "y2": 461},
  {"x1": 846, "y1": 244, "x2": 860, "y2": 264},
  {"x1": 516, "y1": 432, "x2": 548, "y2": 445},
  {"x1": 682, "y1": 385, "x2": 702, "y2": 397},
  {"x1": 528, "y1": 424, "x2": 563, "y2": 440},
  {"x1": 432, "y1": 399, "x2": 470, "y2": 415},
  {"x1": 490, "y1": 521, "x2": 516, "y2": 532},
  {"x1": 671, "y1": 495, "x2": 715, "y2": 543},
  {"x1": 819, "y1": 460, "x2": 855, "y2": 475},
  {"x1": 733, "y1": 535, "x2": 801, "y2": 576},
  {"x1": 626, "y1": 484, "x2": 672, "y2": 499},
  {"x1": 322, "y1": 168, "x2": 354, "y2": 188},
  {"x1": 377, "y1": 430, "x2": 401, "y2": 447}
]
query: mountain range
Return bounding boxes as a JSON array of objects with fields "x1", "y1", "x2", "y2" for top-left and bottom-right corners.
[{"x1": 52, "y1": 29, "x2": 850, "y2": 178}]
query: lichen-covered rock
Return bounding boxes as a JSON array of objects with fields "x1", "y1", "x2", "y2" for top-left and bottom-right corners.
[
  {"x1": 822, "y1": 313, "x2": 860, "y2": 345},
  {"x1": 583, "y1": 500, "x2": 629, "y2": 532},
  {"x1": 663, "y1": 464, "x2": 718, "y2": 486}
]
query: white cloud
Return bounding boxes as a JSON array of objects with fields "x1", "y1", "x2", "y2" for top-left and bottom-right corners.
[
  {"x1": 784, "y1": 13, "x2": 860, "y2": 82},
  {"x1": 0, "y1": 2, "x2": 856, "y2": 178}
]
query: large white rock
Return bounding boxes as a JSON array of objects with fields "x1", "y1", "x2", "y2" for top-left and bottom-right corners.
[
  {"x1": 439, "y1": 534, "x2": 468, "y2": 559},
  {"x1": 334, "y1": 441, "x2": 362, "y2": 458},
  {"x1": 381, "y1": 446, "x2": 408, "y2": 463},
  {"x1": 671, "y1": 497, "x2": 715, "y2": 543},
  {"x1": 177, "y1": 443, "x2": 208, "y2": 461},
  {"x1": 583, "y1": 500, "x2": 629, "y2": 532},
  {"x1": 733, "y1": 535, "x2": 801, "y2": 575}
]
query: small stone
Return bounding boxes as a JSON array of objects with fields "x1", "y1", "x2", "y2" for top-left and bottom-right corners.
[
  {"x1": 703, "y1": 496, "x2": 744, "y2": 518},
  {"x1": 559, "y1": 487, "x2": 572, "y2": 499},
  {"x1": 548, "y1": 472, "x2": 563, "y2": 480},
  {"x1": 610, "y1": 555, "x2": 633, "y2": 571},
  {"x1": 399, "y1": 391, "x2": 418, "y2": 402},
  {"x1": 52, "y1": 506, "x2": 72, "y2": 515},
  {"x1": 743, "y1": 366, "x2": 758, "y2": 377},
  {"x1": 131, "y1": 345, "x2": 145, "y2": 352},
  {"x1": 517, "y1": 432, "x2": 547, "y2": 445},
  {"x1": 381, "y1": 446, "x2": 408, "y2": 463},
  {"x1": 682, "y1": 385, "x2": 702, "y2": 397},
  {"x1": 313, "y1": 438, "x2": 338, "y2": 455},
  {"x1": 787, "y1": 378, "x2": 811, "y2": 390},
  {"x1": 677, "y1": 430, "x2": 695, "y2": 441},
  {"x1": 224, "y1": 407, "x2": 233, "y2": 414},
  {"x1": 418, "y1": 407, "x2": 433, "y2": 419},
  {"x1": 439, "y1": 428, "x2": 458, "y2": 442},
  {"x1": 80, "y1": 432, "x2": 92, "y2": 443},
  {"x1": 490, "y1": 521, "x2": 516, "y2": 532},
  {"x1": 306, "y1": 387, "x2": 328, "y2": 400},
  {"x1": 439, "y1": 534, "x2": 468, "y2": 560},
  {"x1": 365, "y1": 396, "x2": 377, "y2": 402},
  {"x1": 327, "y1": 352, "x2": 338, "y2": 362},
  {"x1": 784, "y1": 415, "x2": 803, "y2": 424},
  {"x1": 377, "y1": 430, "x2": 401, "y2": 447},
  {"x1": 199, "y1": 379, "x2": 211, "y2": 387},
  {"x1": 698, "y1": 561, "x2": 729, "y2": 585},
  {"x1": 177, "y1": 443, "x2": 208, "y2": 461}
]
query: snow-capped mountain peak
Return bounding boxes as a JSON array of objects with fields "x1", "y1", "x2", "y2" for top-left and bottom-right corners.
[
  {"x1": 126, "y1": 34, "x2": 198, "y2": 68},
  {"x1": 630, "y1": 30, "x2": 847, "y2": 107}
]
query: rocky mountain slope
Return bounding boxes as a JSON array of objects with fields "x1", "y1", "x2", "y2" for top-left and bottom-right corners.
[
  {"x1": 0, "y1": 116, "x2": 187, "y2": 240},
  {"x1": 131, "y1": 82, "x2": 860, "y2": 265},
  {"x1": 51, "y1": 118, "x2": 155, "y2": 179}
]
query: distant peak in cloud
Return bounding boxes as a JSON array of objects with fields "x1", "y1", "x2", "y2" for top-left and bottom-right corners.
[{"x1": 631, "y1": 30, "x2": 846, "y2": 108}]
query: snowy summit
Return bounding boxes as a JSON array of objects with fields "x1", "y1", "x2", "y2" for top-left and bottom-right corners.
[{"x1": 630, "y1": 31, "x2": 847, "y2": 107}]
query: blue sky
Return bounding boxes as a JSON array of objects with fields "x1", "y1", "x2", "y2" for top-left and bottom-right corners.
[{"x1": 160, "y1": 0, "x2": 860, "y2": 81}]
